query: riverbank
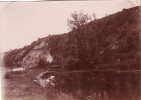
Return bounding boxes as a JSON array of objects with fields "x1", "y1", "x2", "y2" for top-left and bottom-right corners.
[
  {"x1": 3, "y1": 68, "x2": 78, "y2": 100},
  {"x1": 2, "y1": 67, "x2": 141, "y2": 100}
]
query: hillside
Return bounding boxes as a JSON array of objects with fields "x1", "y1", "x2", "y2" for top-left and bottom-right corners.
[{"x1": 3, "y1": 6, "x2": 141, "y2": 70}]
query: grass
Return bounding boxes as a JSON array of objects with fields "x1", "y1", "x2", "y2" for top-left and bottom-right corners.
[{"x1": 2, "y1": 69, "x2": 77, "y2": 100}]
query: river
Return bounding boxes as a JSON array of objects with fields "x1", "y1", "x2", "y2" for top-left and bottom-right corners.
[{"x1": 39, "y1": 70, "x2": 141, "y2": 100}]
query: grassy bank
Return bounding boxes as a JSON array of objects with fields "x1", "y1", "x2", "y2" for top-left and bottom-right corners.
[
  {"x1": 2, "y1": 68, "x2": 141, "y2": 100},
  {"x1": 3, "y1": 69, "x2": 76, "y2": 100}
]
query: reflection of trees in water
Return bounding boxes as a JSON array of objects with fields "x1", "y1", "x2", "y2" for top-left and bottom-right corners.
[{"x1": 52, "y1": 72, "x2": 140, "y2": 100}]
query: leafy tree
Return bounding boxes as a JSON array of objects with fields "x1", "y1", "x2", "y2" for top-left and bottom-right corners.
[
  {"x1": 67, "y1": 10, "x2": 92, "y2": 30},
  {"x1": 67, "y1": 10, "x2": 95, "y2": 67}
]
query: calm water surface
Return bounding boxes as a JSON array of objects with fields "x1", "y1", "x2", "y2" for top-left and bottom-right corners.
[{"x1": 42, "y1": 70, "x2": 141, "y2": 100}]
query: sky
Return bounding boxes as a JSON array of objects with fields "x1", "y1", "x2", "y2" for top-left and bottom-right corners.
[{"x1": 0, "y1": 0, "x2": 140, "y2": 52}]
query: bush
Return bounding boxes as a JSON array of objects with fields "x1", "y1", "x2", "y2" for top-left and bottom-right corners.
[
  {"x1": 4, "y1": 72, "x2": 12, "y2": 79},
  {"x1": 37, "y1": 59, "x2": 49, "y2": 68},
  {"x1": 86, "y1": 91, "x2": 111, "y2": 100}
]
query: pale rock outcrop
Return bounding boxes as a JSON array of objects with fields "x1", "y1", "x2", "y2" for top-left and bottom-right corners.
[
  {"x1": 33, "y1": 42, "x2": 47, "y2": 50},
  {"x1": 22, "y1": 42, "x2": 53, "y2": 68}
]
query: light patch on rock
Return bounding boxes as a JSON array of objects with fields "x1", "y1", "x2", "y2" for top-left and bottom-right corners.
[
  {"x1": 33, "y1": 42, "x2": 47, "y2": 50},
  {"x1": 20, "y1": 50, "x2": 25, "y2": 56},
  {"x1": 100, "y1": 50, "x2": 103, "y2": 54},
  {"x1": 12, "y1": 67, "x2": 24, "y2": 72},
  {"x1": 22, "y1": 50, "x2": 43, "y2": 68},
  {"x1": 117, "y1": 59, "x2": 120, "y2": 62},
  {"x1": 21, "y1": 41, "x2": 52, "y2": 68},
  {"x1": 33, "y1": 75, "x2": 55, "y2": 87},
  {"x1": 46, "y1": 52, "x2": 53, "y2": 63},
  {"x1": 111, "y1": 45, "x2": 118, "y2": 50}
]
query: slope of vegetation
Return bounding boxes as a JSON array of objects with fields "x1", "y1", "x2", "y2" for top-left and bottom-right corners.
[{"x1": 4, "y1": 6, "x2": 140, "y2": 70}]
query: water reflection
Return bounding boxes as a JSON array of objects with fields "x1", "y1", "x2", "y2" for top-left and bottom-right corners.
[{"x1": 42, "y1": 71, "x2": 141, "y2": 100}]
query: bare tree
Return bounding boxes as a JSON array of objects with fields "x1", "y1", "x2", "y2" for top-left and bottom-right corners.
[
  {"x1": 67, "y1": 10, "x2": 92, "y2": 30},
  {"x1": 92, "y1": 13, "x2": 96, "y2": 20}
]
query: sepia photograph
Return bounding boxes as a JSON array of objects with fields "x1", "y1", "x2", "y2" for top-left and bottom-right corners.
[{"x1": 0, "y1": 0, "x2": 140, "y2": 100}]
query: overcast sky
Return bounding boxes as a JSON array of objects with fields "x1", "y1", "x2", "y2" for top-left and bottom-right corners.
[{"x1": 0, "y1": 0, "x2": 140, "y2": 52}]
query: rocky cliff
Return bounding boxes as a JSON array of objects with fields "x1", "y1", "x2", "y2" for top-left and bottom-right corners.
[{"x1": 4, "y1": 6, "x2": 141, "y2": 70}]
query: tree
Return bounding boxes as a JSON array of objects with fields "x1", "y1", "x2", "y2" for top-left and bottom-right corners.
[
  {"x1": 67, "y1": 10, "x2": 92, "y2": 30},
  {"x1": 92, "y1": 13, "x2": 96, "y2": 20}
]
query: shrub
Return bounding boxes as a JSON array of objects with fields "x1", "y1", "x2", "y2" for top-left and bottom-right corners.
[
  {"x1": 37, "y1": 59, "x2": 48, "y2": 68},
  {"x1": 86, "y1": 91, "x2": 111, "y2": 100}
]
